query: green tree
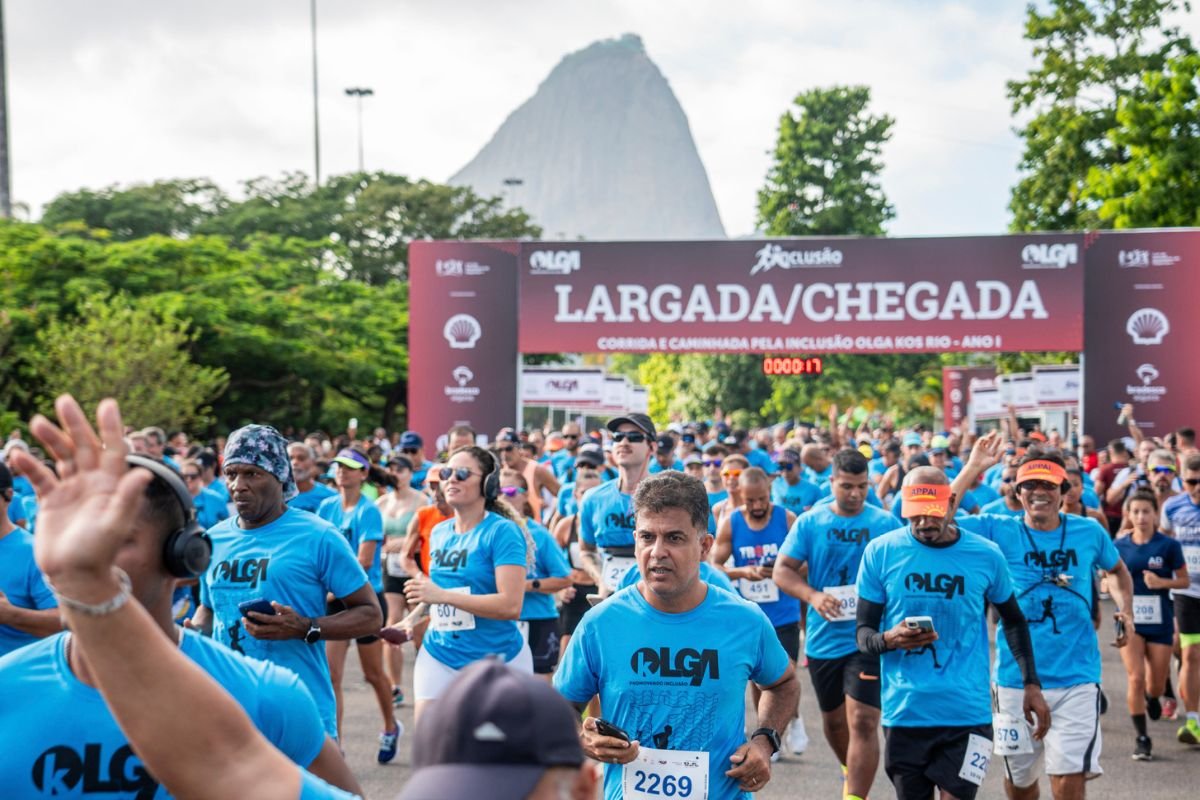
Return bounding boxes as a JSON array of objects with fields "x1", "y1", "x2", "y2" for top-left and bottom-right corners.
[
  {"x1": 41, "y1": 179, "x2": 227, "y2": 240},
  {"x1": 756, "y1": 86, "x2": 895, "y2": 236},
  {"x1": 1008, "y1": 0, "x2": 1193, "y2": 231},
  {"x1": 27, "y1": 295, "x2": 228, "y2": 430},
  {"x1": 1084, "y1": 52, "x2": 1200, "y2": 226}
]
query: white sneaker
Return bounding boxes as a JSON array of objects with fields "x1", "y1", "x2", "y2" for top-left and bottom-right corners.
[{"x1": 786, "y1": 717, "x2": 809, "y2": 755}]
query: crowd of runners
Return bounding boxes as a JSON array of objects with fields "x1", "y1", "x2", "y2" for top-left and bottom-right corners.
[{"x1": 0, "y1": 395, "x2": 1197, "y2": 799}]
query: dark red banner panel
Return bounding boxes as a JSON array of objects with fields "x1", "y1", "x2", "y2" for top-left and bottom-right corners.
[{"x1": 516, "y1": 236, "x2": 1084, "y2": 354}]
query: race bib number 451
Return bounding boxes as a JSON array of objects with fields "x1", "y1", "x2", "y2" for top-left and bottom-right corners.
[{"x1": 623, "y1": 748, "x2": 708, "y2": 800}]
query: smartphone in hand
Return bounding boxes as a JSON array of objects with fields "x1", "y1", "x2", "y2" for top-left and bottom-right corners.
[
  {"x1": 238, "y1": 599, "x2": 277, "y2": 618},
  {"x1": 904, "y1": 615, "x2": 935, "y2": 633},
  {"x1": 594, "y1": 718, "x2": 631, "y2": 743}
]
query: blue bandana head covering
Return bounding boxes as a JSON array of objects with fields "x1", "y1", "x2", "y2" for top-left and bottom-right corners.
[{"x1": 223, "y1": 424, "x2": 298, "y2": 501}]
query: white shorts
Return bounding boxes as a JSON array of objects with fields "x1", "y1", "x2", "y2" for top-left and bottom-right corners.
[
  {"x1": 413, "y1": 645, "x2": 533, "y2": 701},
  {"x1": 994, "y1": 684, "x2": 1103, "y2": 786}
]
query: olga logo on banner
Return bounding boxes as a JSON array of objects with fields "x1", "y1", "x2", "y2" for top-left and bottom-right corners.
[
  {"x1": 1020, "y1": 242, "x2": 1078, "y2": 269},
  {"x1": 444, "y1": 314, "x2": 482, "y2": 349},
  {"x1": 529, "y1": 250, "x2": 581, "y2": 275},
  {"x1": 1125, "y1": 308, "x2": 1169, "y2": 345}
]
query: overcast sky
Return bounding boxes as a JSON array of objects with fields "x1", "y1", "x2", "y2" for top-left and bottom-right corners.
[{"x1": 6, "y1": 1, "x2": 1198, "y2": 238}]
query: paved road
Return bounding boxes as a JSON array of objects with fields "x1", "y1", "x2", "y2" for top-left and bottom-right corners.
[{"x1": 339, "y1": 598, "x2": 1198, "y2": 798}]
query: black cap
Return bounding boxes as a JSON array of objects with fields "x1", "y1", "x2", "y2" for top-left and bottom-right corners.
[
  {"x1": 398, "y1": 659, "x2": 584, "y2": 800},
  {"x1": 656, "y1": 433, "x2": 676, "y2": 450},
  {"x1": 0, "y1": 462, "x2": 11, "y2": 492},
  {"x1": 575, "y1": 443, "x2": 605, "y2": 468},
  {"x1": 606, "y1": 413, "x2": 656, "y2": 439}
]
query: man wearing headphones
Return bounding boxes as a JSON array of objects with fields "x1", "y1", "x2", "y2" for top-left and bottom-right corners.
[
  {"x1": 190, "y1": 425, "x2": 383, "y2": 741},
  {"x1": 0, "y1": 430, "x2": 362, "y2": 797}
]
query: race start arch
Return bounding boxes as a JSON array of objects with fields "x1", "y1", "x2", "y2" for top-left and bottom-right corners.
[{"x1": 409, "y1": 231, "x2": 1199, "y2": 442}]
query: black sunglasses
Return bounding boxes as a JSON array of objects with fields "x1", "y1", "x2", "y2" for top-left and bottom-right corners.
[
  {"x1": 1185, "y1": 478, "x2": 1200, "y2": 487},
  {"x1": 498, "y1": 445, "x2": 516, "y2": 453},
  {"x1": 438, "y1": 466, "x2": 480, "y2": 482},
  {"x1": 1018, "y1": 480, "x2": 1059, "y2": 493},
  {"x1": 401, "y1": 448, "x2": 420, "y2": 455},
  {"x1": 612, "y1": 431, "x2": 647, "y2": 443}
]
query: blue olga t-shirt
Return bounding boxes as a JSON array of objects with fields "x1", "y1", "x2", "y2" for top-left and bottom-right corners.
[
  {"x1": 578, "y1": 479, "x2": 636, "y2": 549},
  {"x1": 521, "y1": 521, "x2": 571, "y2": 621},
  {"x1": 194, "y1": 487, "x2": 231, "y2": 530},
  {"x1": 619, "y1": 559, "x2": 738, "y2": 594},
  {"x1": 291, "y1": 482, "x2": 338, "y2": 514},
  {"x1": 200, "y1": 507, "x2": 369, "y2": 737},
  {"x1": 555, "y1": 585, "x2": 790, "y2": 800},
  {"x1": 980, "y1": 498, "x2": 1024, "y2": 517},
  {"x1": 771, "y1": 477, "x2": 822, "y2": 516},
  {"x1": 317, "y1": 495, "x2": 385, "y2": 592},
  {"x1": 1115, "y1": 532, "x2": 1184, "y2": 639},
  {"x1": 857, "y1": 527, "x2": 1014, "y2": 727},
  {"x1": 425, "y1": 512, "x2": 530, "y2": 669},
  {"x1": 782, "y1": 504, "x2": 899, "y2": 660},
  {"x1": 0, "y1": 629, "x2": 327, "y2": 799},
  {"x1": 0, "y1": 527, "x2": 57, "y2": 657},
  {"x1": 729, "y1": 506, "x2": 800, "y2": 628},
  {"x1": 966, "y1": 513, "x2": 1120, "y2": 689}
]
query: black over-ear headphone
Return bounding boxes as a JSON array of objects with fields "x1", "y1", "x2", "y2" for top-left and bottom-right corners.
[
  {"x1": 482, "y1": 449, "x2": 501, "y2": 503},
  {"x1": 126, "y1": 454, "x2": 212, "y2": 578}
]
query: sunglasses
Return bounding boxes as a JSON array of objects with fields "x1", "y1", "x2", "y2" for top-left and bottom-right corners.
[
  {"x1": 1018, "y1": 480, "x2": 1059, "y2": 493},
  {"x1": 499, "y1": 486, "x2": 526, "y2": 496},
  {"x1": 1151, "y1": 465, "x2": 1177, "y2": 475},
  {"x1": 775, "y1": 461, "x2": 796, "y2": 471},
  {"x1": 498, "y1": 446, "x2": 516, "y2": 453},
  {"x1": 438, "y1": 466, "x2": 480, "y2": 482},
  {"x1": 702, "y1": 459, "x2": 722, "y2": 468},
  {"x1": 1001, "y1": 477, "x2": 1015, "y2": 483},
  {"x1": 682, "y1": 434, "x2": 696, "y2": 443},
  {"x1": 1185, "y1": 478, "x2": 1200, "y2": 487},
  {"x1": 577, "y1": 469, "x2": 599, "y2": 478},
  {"x1": 611, "y1": 431, "x2": 648, "y2": 443},
  {"x1": 563, "y1": 434, "x2": 579, "y2": 440},
  {"x1": 401, "y1": 448, "x2": 420, "y2": 455},
  {"x1": 721, "y1": 468, "x2": 743, "y2": 478}
]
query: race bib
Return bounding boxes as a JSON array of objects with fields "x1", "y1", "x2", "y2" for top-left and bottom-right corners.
[
  {"x1": 958, "y1": 733, "x2": 992, "y2": 786},
  {"x1": 385, "y1": 553, "x2": 409, "y2": 578},
  {"x1": 569, "y1": 542, "x2": 583, "y2": 569},
  {"x1": 601, "y1": 555, "x2": 637, "y2": 591},
  {"x1": 825, "y1": 584, "x2": 857, "y2": 622},
  {"x1": 992, "y1": 712, "x2": 1034, "y2": 756},
  {"x1": 1132, "y1": 594, "x2": 1163, "y2": 625},
  {"x1": 739, "y1": 578, "x2": 779, "y2": 604},
  {"x1": 430, "y1": 586, "x2": 475, "y2": 632},
  {"x1": 1183, "y1": 545, "x2": 1200, "y2": 575},
  {"x1": 622, "y1": 747, "x2": 708, "y2": 800}
]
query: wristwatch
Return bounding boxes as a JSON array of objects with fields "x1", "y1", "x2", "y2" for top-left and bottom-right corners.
[
  {"x1": 532, "y1": 579, "x2": 542, "y2": 590},
  {"x1": 303, "y1": 617, "x2": 322, "y2": 645},
  {"x1": 750, "y1": 727, "x2": 781, "y2": 755}
]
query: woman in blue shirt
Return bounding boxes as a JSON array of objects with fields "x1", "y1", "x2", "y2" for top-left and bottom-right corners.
[{"x1": 403, "y1": 446, "x2": 532, "y2": 723}]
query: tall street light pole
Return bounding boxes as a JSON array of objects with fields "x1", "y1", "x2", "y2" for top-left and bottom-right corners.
[
  {"x1": 0, "y1": 0, "x2": 12, "y2": 218},
  {"x1": 344, "y1": 87, "x2": 374, "y2": 174},
  {"x1": 310, "y1": 0, "x2": 321, "y2": 187}
]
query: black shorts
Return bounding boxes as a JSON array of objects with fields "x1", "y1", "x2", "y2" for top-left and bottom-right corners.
[
  {"x1": 559, "y1": 584, "x2": 594, "y2": 636},
  {"x1": 525, "y1": 617, "x2": 562, "y2": 674},
  {"x1": 885, "y1": 724, "x2": 992, "y2": 800},
  {"x1": 326, "y1": 592, "x2": 388, "y2": 645},
  {"x1": 1177, "y1": 594, "x2": 1200, "y2": 636},
  {"x1": 383, "y1": 573, "x2": 410, "y2": 595},
  {"x1": 1137, "y1": 628, "x2": 1174, "y2": 647},
  {"x1": 774, "y1": 622, "x2": 801, "y2": 662},
  {"x1": 807, "y1": 650, "x2": 882, "y2": 713}
]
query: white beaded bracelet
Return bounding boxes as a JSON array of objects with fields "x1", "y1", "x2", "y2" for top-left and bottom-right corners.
[{"x1": 47, "y1": 567, "x2": 133, "y2": 616}]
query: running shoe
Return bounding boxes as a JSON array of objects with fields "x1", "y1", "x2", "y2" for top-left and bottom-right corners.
[
  {"x1": 786, "y1": 717, "x2": 809, "y2": 756},
  {"x1": 378, "y1": 722, "x2": 404, "y2": 764},
  {"x1": 392, "y1": 686, "x2": 405, "y2": 707},
  {"x1": 1178, "y1": 718, "x2": 1200, "y2": 745},
  {"x1": 1146, "y1": 695, "x2": 1162, "y2": 721},
  {"x1": 1162, "y1": 697, "x2": 1179, "y2": 720},
  {"x1": 1133, "y1": 734, "x2": 1153, "y2": 761}
]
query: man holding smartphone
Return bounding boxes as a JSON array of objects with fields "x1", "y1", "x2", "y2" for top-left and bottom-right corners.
[
  {"x1": 855, "y1": 465, "x2": 1050, "y2": 800},
  {"x1": 556, "y1": 471, "x2": 800, "y2": 799}
]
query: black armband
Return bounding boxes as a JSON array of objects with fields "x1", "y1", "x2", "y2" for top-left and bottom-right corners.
[
  {"x1": 995, "y1": 594, "x2": 1040, "y2": 687},
  {"x1": 855, "y1": 597, "x2": 892, "y2": 656}
]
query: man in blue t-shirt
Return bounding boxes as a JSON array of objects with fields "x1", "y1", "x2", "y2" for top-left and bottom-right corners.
[
  {"x1": 856, "y1": 461, "x2": 1049, "y2": 800},
  {"x1": 398, "y1": 431, "x2": 436, "y2": 490},
  {"x1": 0, "y1": 445, "x2": 361, "y2": 797},
  {"x1": 0, "y1": 462, "x2": 60, "y2": 656},
  {"x1": 648, "y1": 433, "x2": 685, "y2": 473},
  {"x1": 776, "y1": 449, "x2": 897, "y2": 799},
  {"x1": 771, "y1": 446, "x2": 823, "y2": 516},
  {"x1": 949, "y1": 434, "x2": 1132, "y2": 800},
  {"x1": 578, "y1": 413, "x2": 659, "y2": 594},
  {"x1": 192, "y1": 424, "x2": 382, "y2": 740},
  {"x1": 288, "y1": 442, "x2": 338, "y2": 514},
  {"x1": 556, "y1": 471, "x2": 799, "y2": 800},
  {"x1": 1162, "y1": 452, "x2": 1200, "y2": 743}
]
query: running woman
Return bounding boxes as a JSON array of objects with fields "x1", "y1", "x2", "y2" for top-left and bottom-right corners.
[
  {"x1": 1114, "y1": 489, "x2": 1188, "y2": 760},
  {"x1": 1161, "y1": 452, "x2": 1200, "y2": 744}
]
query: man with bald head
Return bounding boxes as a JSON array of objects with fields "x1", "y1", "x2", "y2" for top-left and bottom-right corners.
[
  {"x1": 802, "y1": 442, "x2": 833, "y2": 487},
  {"x1": 855, "y1": 462, "x2": 1049, "y2": 800}
]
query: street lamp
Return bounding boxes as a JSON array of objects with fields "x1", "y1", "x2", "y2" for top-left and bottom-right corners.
[{"x1": 344, "y1": 87, "x2": 374, "y2": 174}]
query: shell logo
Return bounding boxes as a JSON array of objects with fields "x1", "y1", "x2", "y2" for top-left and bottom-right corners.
[
  {"x1": 444, "y1": 314, "x2": 482, "y2": 349},
  {"x1": 1125, "y1": 308, "x2": 1169, "y2": 345}
]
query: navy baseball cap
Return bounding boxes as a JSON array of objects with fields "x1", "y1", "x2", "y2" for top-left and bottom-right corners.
[
  {"x1": 606, "y1": 413, "x2": 656, "y2": 439},
  {"x1": 399, "y1": 431, "x2": 423, "y2": 449},
  {"x1": 397, "y1": 659, "x2": 584, "y2": 800}
]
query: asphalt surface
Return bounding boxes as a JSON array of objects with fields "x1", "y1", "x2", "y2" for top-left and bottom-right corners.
[{"x1": 339, "y1": 598, "x2": 1199, "y2": 799}]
